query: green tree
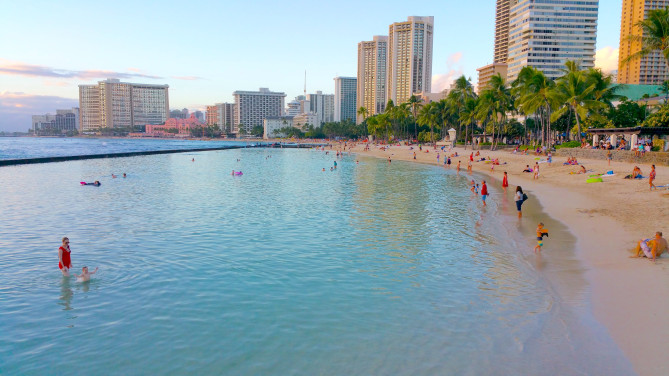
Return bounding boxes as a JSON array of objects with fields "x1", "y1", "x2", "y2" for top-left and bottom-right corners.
[
  {"x1": 447, "y1": 75, "x2": 476, "y2": 148},
  {"x1": 476, "y1": 74, "x2": 514, "y2": 149},
  {"x1": 622, "y1": 7, "x2": 669, "y2": 67},
  {"x1": 357, "y1": 106, "x2": 369, "y2": 122},
  {"x1": 512, "y1": 66, "x2": 556, "y2": 145},
  {"x1": 251, "y1": 125, "x2": 264, "y2": 137},
  {"x1": 550, "y1": 61, "x2": 605, "y2": 140}
]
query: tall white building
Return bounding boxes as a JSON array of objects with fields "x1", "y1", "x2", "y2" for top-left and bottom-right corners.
[
  {"x1": 387, "y1": 16, "x2": 434, "y2": 105},
  {"x1": 333, "y1": 77, "x2": 357, "y2": 122},
  {"x1": 357, "y1": 35, "x2": 388, "y2": 123},
  {"x1": 506, "y1": 0, "x2": 598, "y2": 81},
  {"x1": 78, "y1": 78, "x2": 169, "y2": 132},
  {"x1": 233, "y1": 88, "x2": 286, "y2": 135},
  {"x1": 306, "y1": 91, "x2": 335, "y2": 126}
]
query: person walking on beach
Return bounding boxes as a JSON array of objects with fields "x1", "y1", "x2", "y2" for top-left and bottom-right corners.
[
  {"x1": 533, "y1": 162, "x2": 540, "y2": 179},
  {"x1": 447, "y1": 156, "x2": 451, "y2": 168},
  {"x1": 649, "y1": 164, "x2": 656, "y2": 191},
  {"x1": 413, "y1": 151, "x2": 416, "y2": 160},
  {"x1": 606, "y1": 150, "x2": 612, "y2": 166},
  {"x1": 534, "y1": 223, "x2": 549, "y2": 253},
  {"x1": 58, "y1": 237, "x2": 72, "y2": 276},
  {"x1": 457, "y1": 160, "x2": 461, "y2": 172},
  {"x1": 502, "y1": 172, "x2": 509, "y2": 192},
  {"x1": 480, "y1": 180, "x2": 488, "y2": 206},
  {"x1": 467, "y1": 160, "x2": 472, "y2": 173},
  {"x1": 515, "y1": 186, "x2": 526, "y2": 218},
  {"x1": 630, "y1": 232, "x2": 667, "y2": 261}
]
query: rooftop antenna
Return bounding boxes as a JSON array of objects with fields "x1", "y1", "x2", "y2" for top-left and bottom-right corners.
[{"x1": 304, "y1": 70, "x2": 307, "y2": 98}]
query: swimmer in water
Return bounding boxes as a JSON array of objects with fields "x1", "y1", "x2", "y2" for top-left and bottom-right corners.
[
  {"x1": 123, "y1": 173, "x2": 127, "y2": 178},
  {"x1": 74, "y1": 266, "x2": 98, "y2": 282},
  {"x1": 112, "y1": 174, "x2": 117, "y2": 178}
]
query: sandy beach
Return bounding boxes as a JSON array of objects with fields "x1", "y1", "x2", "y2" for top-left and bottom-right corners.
[{"x1": 339, "y1": 141, "x2": 669, "y2": 375}]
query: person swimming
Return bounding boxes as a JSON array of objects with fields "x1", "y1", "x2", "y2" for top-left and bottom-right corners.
[{"x1": 74, "y1": 266, "x2": 98, "y2": 282}]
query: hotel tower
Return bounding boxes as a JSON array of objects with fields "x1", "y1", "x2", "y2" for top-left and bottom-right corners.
[
  {"x1": 357, "y1": 35, "x2": 388, "y2": 123},
  {"x1": 618, "y1": 0, "x2": 669, "y2": 84},
  {"x1": 506, "y1": 0, "x2": 598, "y2": 81},
  {"x1": 386, "y1": 16, "x2": 434, "y2": 105},
  {"x1": 79, "y1": 78, "x2": 169, "y2": 132}
]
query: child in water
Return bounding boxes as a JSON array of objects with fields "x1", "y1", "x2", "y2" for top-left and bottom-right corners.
[
  {"x1": 74, "y1": 266, "x2": 98, "y2": 282},
  {"x1": 534, "y1": 223, "x2": 549, "y2": 253}
]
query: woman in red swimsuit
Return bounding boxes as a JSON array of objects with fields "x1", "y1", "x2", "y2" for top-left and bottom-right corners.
[
  {"x1": 59, "y1": 237, "x2": 72, "y2": 276},
  {"x1": 502, "y1": 171, "x2": 509, "y2": 192}
]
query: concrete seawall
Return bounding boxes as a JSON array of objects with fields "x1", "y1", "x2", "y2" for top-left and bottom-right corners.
[
  {"x1": 0, "y1": 143, "x2": 322, "y2": 167},
  {"x1": 554, "y1": 148, "x2": 669, "y2": 166}
]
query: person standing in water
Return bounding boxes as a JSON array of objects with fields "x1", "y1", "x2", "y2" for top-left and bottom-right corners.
[
  {"x1": 480, "y1": 180, "x2": 488, "y2": 206},
  {"x1": 515, "y1": 186, "x2": 526, "y2": 218},
  {"x1": 58, "y1": 237, "x2": 72, "y2": 276},
  {"x1": 502, "y1": 172, "x2": 509, "y2": 192},
  {"x1": 534, "y1": 223, "x2": 549, "y2": 253}
]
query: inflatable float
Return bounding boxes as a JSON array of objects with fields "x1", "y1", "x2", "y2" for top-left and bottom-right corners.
[{"x1": 586, "y1": 177, "x2": 603, "y2": 183}]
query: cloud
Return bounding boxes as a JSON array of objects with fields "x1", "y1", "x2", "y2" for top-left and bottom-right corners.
[
  {"x1": 0, "y1": 92, "x2": 78, "y2": 132},
  {"x1": 595, "y1": 47, "x2": 619, "y2": 73},
  {"x1": 172, "y1": 76, "x2": 204, "y2": 81},
  {"x1": 0, "y1": 59, "x2": 164, "y2": 80},
  {"x1": 431, "y1": 52, "x2": 465, "y2": 93}
]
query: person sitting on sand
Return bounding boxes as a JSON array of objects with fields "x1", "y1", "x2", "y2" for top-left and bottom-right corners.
[
  {"x1": 73, "y1": 266, "x2": 98, "y2": 282},
  {"x1": 523, "y1": 165, "x2": 533, "y2": 173},
  {"x1": 475, "y1": 151, "x2": 480, "y2": 157},
  {"x1": 576, "y1": 165, "x2": 586, "y2": 174},
  {"x1": 630, "y1": 232, "x2": 667, "y2": 262}
]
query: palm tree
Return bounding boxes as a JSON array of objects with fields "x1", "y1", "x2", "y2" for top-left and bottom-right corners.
[
  {"x1": 459, "y1": 97, "x2": 479, "y2": 149},
  {"x1": 512, "y1": 66, "x2": 556, "y2": 146},
  {"x1": 417, "y1": 102, "x2": 439, "y2": 145},
  {"x1": 447, "y1": 75, "x2": 476, "y2": 148},
  {"x1": 357, "y1": 106, "x2": 369, "y2": 123},
  {"x1": 550, "y1": 61, "x2": 605, "y2": 141},
  {"x1": 407, "y1": 95, "x2": 422, "y2": 139},
  {"x1": 622, "y1": 7, "x2": 669, "y2": 66},
  {"x1": 478, "y1": 74, "x2": 513, "y2": 149}
]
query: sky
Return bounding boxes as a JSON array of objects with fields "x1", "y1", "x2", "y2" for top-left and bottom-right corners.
[{"x1": 0, "y1": 0, "x2": 622, "y2": 132}]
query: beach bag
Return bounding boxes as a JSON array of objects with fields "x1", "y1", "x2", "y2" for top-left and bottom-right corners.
[{"x1": 522, "y1": 193, "x2": 528, "y2": 201}]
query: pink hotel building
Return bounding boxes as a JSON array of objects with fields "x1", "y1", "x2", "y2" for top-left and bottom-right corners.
[{"x1": 144, "y1": 115, "x2": 204, "y2": 137}]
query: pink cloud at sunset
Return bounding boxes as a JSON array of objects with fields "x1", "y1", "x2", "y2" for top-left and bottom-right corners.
[{"x1": 0, "y1": 59, "x2": 164, "y2": 80}]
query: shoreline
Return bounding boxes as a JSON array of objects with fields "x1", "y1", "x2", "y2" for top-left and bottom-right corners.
[{"x1": 347, "y1": 142, "x2": 668, "y2": 376}]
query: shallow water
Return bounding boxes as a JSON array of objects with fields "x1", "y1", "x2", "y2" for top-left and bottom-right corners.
[
  {"x1": 0, "y1": 148, "x2": 634, "y2": 375},
  {"x1": 0, "y1": 137, "x2": 251, "y2": 160}
]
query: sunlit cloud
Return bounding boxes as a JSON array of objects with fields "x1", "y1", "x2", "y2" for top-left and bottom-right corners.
[
  {"x1": 0, "y1": 92, "x2": 78, "y2": 132},
  {"x1": 595, "y1": 47, "x2": 619, "y2": 73},
  {"x1": 172, "y1": 76, "x2": 204, "y2": 80},
  {"x1": 0, "y1": 59, "x2": 164, "y2": 80},
  {"x1": 431, "y1": 52, "x2": 465, "y2": 93}
]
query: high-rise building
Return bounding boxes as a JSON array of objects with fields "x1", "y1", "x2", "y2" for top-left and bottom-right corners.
[
  {"x1": 494, "y1": 0, "x2": 510, "y2": 64},
  {"x1": 78, "y1": 78, "x2": 169, "y2": 132},
  {"x1": 476, "y1": 63, "x2": 508, "y2": 93},
  {"x1": 333, "y1": 77, "x2": 357, "y2": 122},
  {"x1": 216, "y1": 103, "x2": 235, "y2": 133},
  {"x1": 306, "y1": 91, "x2": 335, "y2": 126},
  {"x1": 233, "y1": 88, "x2": 286, "y2": 135},
  {"x1": 357, "y1": 35, "x2": 388, "y2": 123},
  {"x1": 387, "y1": 16, "x2": 434, "y2": 105},
  {"x1": 32, "y1": 108, "x2": 79, "y2": 135},
  {"x1": 285, "y1": 98, "x2": 301, "y2": 117},
  {"x1": 618, "y1": 0, "x2": 669, "y2": 84},
  {"x1": 506, "y1": 1, "x2": 598, "y2": 82},
  {"x1": 206, "y1": 105, "x2": 219, "y2": 126}
]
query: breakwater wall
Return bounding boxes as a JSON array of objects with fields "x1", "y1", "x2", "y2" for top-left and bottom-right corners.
[{"x1": 0, "y1": 143, "x2": 323, "y2": 167}]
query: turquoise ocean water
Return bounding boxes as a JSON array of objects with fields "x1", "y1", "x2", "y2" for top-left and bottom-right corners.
[{"x1": 0, "y1": 145, "x2": 634, "y2": 375}]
